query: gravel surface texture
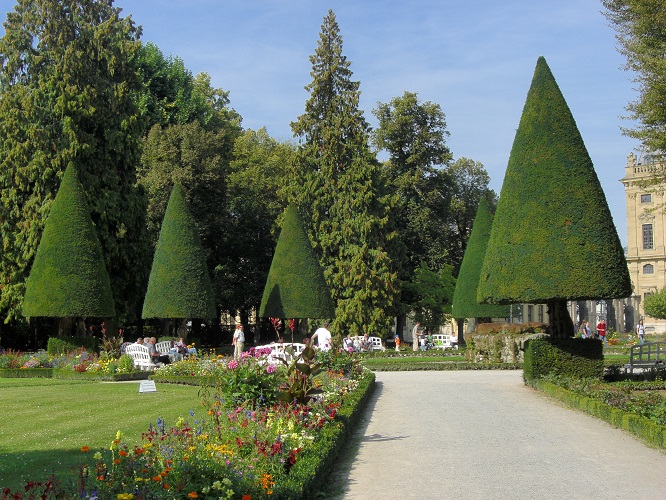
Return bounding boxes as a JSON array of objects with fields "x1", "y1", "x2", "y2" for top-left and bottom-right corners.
[{"x1": 331, "y1": 370, "x2": 666, "y2": 499}]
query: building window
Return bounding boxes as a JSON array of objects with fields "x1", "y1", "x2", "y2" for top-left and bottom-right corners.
[
  {"x1": 643, "y1": 224, "x2": 654, "y2": 249},
  {"x1": 537, "y1": 305, "x2": 544, "y2": 323},
  {"x1": 641, "y1": 193, "x2": 652, "y2": 203},
  {"x1": 527, "y1": 305, "x2": 533, "y2": 322},
  {"x1": 643, "y1": 263, "x2": 654, "y2": 274}
]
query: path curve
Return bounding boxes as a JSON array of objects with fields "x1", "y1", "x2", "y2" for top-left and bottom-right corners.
[{"x1": 330, "y1": 371, "x2": 666, "y2": 499}]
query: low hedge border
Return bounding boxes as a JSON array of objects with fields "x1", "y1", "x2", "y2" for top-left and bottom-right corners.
[
  {"x1": 0, "y1": 368, "x2": 54, "y2": 378},
  {"x1": 51, "y1": 370, "x2": 150, "y2": 381},
  {"x1": 363, "y1": 361, "x2": 522, "y2": 371},
  {"x1": 0, "y1": 368, "x2": 150, "y2": 381},
  {"x1": 533, "y1": 379, "x2": 666, "y2": 450},
  {"x1": 149, "y1": 369, "x2": 377, "y2": 499},
  {"x1": 280, "y1": 369, "x2": 376, "y2": 498}
]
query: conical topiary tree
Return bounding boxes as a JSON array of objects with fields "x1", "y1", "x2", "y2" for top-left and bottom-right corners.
[
  {"x1": 259, "y1": 204, "x2": 334, "y2": 320},
  {"x1": 452, "y1": 198, "x2": 509, "y2": 331},
  {"x1": 22, "y1": 164, "x2": 115, "y2": 319},
  {"x1": 142, "y1": 184, "x2": 216, "y2": 320},
  {"x1": 477, "y1": 57, "x2": 631, "y2": 337}
]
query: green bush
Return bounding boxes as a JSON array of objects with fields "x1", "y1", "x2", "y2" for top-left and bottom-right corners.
[
  {"x1": 47, "y1": 336, "x2": 98, "y2": 356},
  {"x1": 534, "y1": 379, "x2": 666, "y2": 449},
  {"x1": 0, "y1": 368, "x2": 53, "y2": 378},
  {"x1": 474, "y1": 322, "x2": 548, "y2": 334},
  {"x1": 524, "y1": 338, "x2": 603, "y2": 384}
]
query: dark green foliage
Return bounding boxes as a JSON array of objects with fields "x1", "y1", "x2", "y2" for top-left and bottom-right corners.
[
  {"x1": 478, "y1": 57, "x2": 631, "y2": 305},
  {"x1": 142, "y1": 184, "x2": 216, "y2": 319},
  {"x1": 47, "y1": 336, "x2": 99, "y2": 356},
  {"x1": 403, "y1": 262, "x2": 455, "y2": 332},
  {"x1": 22, "y1": 165, "x2": 115, "y2": 319},
  {"x1": 523, "y1": 338, "x2": 603, "y2": 382},
  {"x1": 534, "y1": 380, "x2": 666, "y2": 449},
  {"x1": 0, "y1": 0, "x2": 148, "y2": 322},
  {"x1": 602, "y1": 0, "x2": 666, "y2": 155},
  {"x1": 259, "y1": 205, "x2": 334, "y2": 319},
  {"x1": 290, "y1": 10, "x2": 398, "y2": 334},
  {"x1": 452, "y1": 198, "x2": 509, "y2": 319}
]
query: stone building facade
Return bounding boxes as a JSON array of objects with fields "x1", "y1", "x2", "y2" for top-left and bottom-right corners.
[{"x1": 621, "y1": 150, "x2": 666, "y2": 334}]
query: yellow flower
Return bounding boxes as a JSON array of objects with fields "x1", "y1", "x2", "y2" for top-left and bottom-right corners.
[{"x1": 117, "y1": 494, "x2": 134, "y2": 500}]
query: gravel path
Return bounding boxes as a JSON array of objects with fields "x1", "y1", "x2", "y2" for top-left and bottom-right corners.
[{"x1": 328, "y1": 371, "x2": 666, "y2": 499}]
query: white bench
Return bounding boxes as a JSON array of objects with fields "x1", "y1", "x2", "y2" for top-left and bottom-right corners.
[
  {"x1": 350, "y1": 336, "x2": 385, "y2": 352},
  {"x1": 155, "y1": 341, "x2": 172, "y2": 354},
  {"x1": 430, "y1": 334, "x2": 458, "y2": 350},
  {"x1": 254, "y1": 342, "x2": 306, "y2": 364},
  {"x1": 125, "y1": 344, "x2": 156, "y2": 370}
]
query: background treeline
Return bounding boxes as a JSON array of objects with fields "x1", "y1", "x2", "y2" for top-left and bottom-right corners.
[{"x1": 0, "y1": 3, "x2": 494, "y2": 348}]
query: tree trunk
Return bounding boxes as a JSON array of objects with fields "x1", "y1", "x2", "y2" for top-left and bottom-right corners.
[
  {"x1": 547, "y1": 300, "x2": 574, "y2": 339},
  {"x1": 456, "y1": 318, "x2": 466, "y2": 347}
]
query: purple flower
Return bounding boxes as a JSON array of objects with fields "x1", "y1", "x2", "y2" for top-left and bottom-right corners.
[
  {"x1": 266, "y1": 364, "x2": 276, "y2": 374},
  {"x1": 227, "y1": 360, "x2": 239, "y2": 369}
]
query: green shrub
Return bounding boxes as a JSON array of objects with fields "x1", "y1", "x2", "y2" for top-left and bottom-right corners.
[
  {"x1": 474, "y1": 322, "x2": 548, "y2": 334},
  {"x1": 47, "y1": 336, "x2": 98, "y2": 356},
  {"x1": 524, "y1": 338, "x2": 603, "y2": 384},
  {"x1": 0, "y1": 368, "x2": 53, "y2": 378}
]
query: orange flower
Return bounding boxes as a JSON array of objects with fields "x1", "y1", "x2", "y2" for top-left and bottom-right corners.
[
  {"x1": 187, "y1": 493, "x2": 198, "y2": 498},
  {"x1": 160, "y1": 471, "x2": 168, "y2": 477},
  {"x1": 134, "y1": 448, "x2": 145, "y2": 455},
  {"x1": 118, "y1": 450, "x2": 128, "y2": 457},
  {"x1": 153, "y1": 476, "x2": 162, "y2": 482},
  {"x1": 80, "y1": 446, "x2": 90, "y2": 453},
  {"x1": 113, "y1": 459, "x2": 121, "y2": 464},
  {"x1": 163, "y1": 484, "x2": 170, "y2": 490},
  {"x1": 242, "y1": 496, "x2": 252, "y2": 500}
]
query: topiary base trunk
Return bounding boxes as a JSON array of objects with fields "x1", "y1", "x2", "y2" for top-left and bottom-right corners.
[{"x1": 547, "y1": 300, "x2": 574, "y2": 339}]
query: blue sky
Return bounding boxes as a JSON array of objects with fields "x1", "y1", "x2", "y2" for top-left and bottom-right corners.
[{"x1": 1, "y1": 0, "x2": 638, "y2": 245}]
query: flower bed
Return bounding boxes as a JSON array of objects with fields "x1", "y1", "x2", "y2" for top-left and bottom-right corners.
[{"x1": 2, "y1": 344, "x2": 374, "y2": 499}]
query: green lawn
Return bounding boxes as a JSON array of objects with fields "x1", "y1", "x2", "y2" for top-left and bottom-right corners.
[{"x1": 0, "y1": 378, "x2": 201, "y2": 491}]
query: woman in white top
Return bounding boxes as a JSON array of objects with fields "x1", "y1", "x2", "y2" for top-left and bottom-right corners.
[{"x1": 636, "y1": 319, "x2": 645, "y2": 344}]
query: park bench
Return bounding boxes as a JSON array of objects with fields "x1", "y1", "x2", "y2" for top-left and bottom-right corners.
[
  {"x1": 155, "y1": 341, "x2": 172, "y2": 354},
  {"x1": 625, "y1": 341, "x2": 666, "y2": 374},
  {"x1": 350, "y1": 336, "x2": 385, "y2": 352},
  {"x1": 431, "y1": 334, "x2": 458, "y2": 350},
  {"x1": 125, "y1": 344, "x2": 156, "y2": 370},
  {"x1": 255, "y1": 342, "x2": 306, "y2": 364}
]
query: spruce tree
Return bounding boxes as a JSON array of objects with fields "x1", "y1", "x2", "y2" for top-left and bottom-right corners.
[
  {"x1": 290, "y1": 9, "x2": 399, "y2": 335},
  {"x1": 477, "y1": 57, "x2": 631, "y2": 337},
  {"x1": 452, "y1": 198, "x2": 508, "y2": 321},
  {"x1": 142, "y1": 184, "x2": 216, "y2": 320},
  {"x1": 23, "y1": 164, "x2": 115, "y2": 319},
  {"x1": 0, "y1": 0, "x2": 148, "y2": 322},
  {"x1": 259, "y1": 204, "x2": 334, "y2": 319}
]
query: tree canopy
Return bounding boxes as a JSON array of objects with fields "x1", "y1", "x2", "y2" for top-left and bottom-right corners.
[
  {"x1": 142, "y1": 184, "x2": 216, "y2": 320},
  {"x1": 259, "y1": 204, "x2": 334, "y2": 320},
  {"x1": 602, "y1": 0, "x2": 666, "y2": 155},
  {"x1": 477, "y1": 57, "x2": 631, "y2": 336},
  {"x1": 23, "y1": 164, "x2": 115, "y2": 319},
  {"x1": 290, "y1": 10, "x2": 398, "y2": 335},
  {"x1": 451, "y1": 198, "x2": 508, "y2": 320},
  {"x1": 0, "y1": 0, "x2": 148, "y2": 322},
  {"x1": 644, "y1": 288, "x2": 666, "y2": 320}
]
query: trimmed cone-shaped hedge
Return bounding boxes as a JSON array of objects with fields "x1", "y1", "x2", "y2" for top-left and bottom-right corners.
[
  {"x1": 142, "y1": 184, "x2": 215, "y2": 319},
  {"x1": 259, "y1": 204, "x2": 334, "y2": 319},
  {"x1": 452, "y1": 198, "x2": 509, "y2": 319},
  {"x1": 23, "y1": 164, "x2": 115, "y2": 318},
  {"x1": 477, "y1": 57, "x2": 631, "y2": 304}
]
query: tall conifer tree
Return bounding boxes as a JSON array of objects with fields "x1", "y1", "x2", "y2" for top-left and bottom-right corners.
[
  {"x1": 0, "y1": 0, "x2": 148, "y2": 322},
  {"x1": 290, "y1": 10, "x2": 398, "y2": 335}
]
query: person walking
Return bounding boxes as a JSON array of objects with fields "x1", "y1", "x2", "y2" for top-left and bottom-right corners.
[
  {"x1": 581, "y1": 320, "x2": 591, "y2": 339},
  {"x1": 232, "y1": 323, "x2": 245, "y2": 361},
  {"x1": 597, "y1": 319, "x2": 608, "y2": 346},
  {"x1": 636, "y1": 319, "x2": 646, "y2": 344}
]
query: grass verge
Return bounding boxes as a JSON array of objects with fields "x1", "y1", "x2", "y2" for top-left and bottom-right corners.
[{"x1": 0, "y1": 378, "x2": 201, "y2": 490}]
